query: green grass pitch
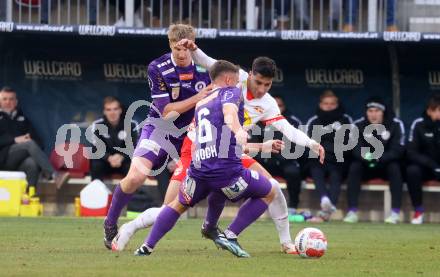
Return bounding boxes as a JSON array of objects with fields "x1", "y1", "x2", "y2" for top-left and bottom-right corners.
[{"x1": 0, "y1": 217, "x2": 439, "y2": 276}]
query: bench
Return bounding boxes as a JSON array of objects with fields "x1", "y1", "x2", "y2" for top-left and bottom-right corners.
[{"x1": 275, "y1": 177, "x2": 440, "y2": 216}]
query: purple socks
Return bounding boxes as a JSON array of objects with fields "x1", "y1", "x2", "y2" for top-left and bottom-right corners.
[
  {"x1": 146, "y1": 206, "x2": 181, "y2": 249},
  {"x1": 105, "y1": 185, "x2": 133, "y2": 226},
  {"x1": 228, "y1": 198, "x2": 268, "y2": 236},
  {"x1": 204, "y1": 192, "x2": 227, "y2": 230}
]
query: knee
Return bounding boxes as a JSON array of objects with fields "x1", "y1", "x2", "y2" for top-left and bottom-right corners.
[
  {"x1": 263, "y1": 185, "x2": 277, "y2": 204},
  {"x1": 23, "y1": 140, "x2": 40, "y2": 151},
  {"x1": 168, "y1": 197, "x2": 187, "y2": 215},
  {"x1": 406, "y1": 164, "x2": 421, "y2": 177}
]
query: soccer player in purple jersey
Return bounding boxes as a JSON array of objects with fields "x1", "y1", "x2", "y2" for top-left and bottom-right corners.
[
  {"x1": 134, "y1": 60, "x2": 276, "y2": 258},
  {"x1": 103, "y1": 24, "x2": 212, "y2": 249}
]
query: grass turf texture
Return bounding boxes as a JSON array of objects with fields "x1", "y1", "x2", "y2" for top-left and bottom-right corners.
[{"x1": 0, "y1": 217, "x2": 439, "y2": 277}]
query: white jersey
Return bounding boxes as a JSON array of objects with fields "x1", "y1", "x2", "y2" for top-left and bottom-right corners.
[{"x1": 238, "y1": 70, "x2": 284, "y2": 129}]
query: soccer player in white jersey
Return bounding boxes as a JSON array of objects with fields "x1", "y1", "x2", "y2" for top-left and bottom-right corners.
[{"x1": 112, "y1": 40, "x2": 325, "y2": 254}]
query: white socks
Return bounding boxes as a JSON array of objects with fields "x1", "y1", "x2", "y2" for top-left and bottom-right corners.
[
  {"x1": 268, "y1": 178, "x2": 292, "y2": 244},
  {"x1": 126, "y1": 206, "x2": 163, "y2": 232}
]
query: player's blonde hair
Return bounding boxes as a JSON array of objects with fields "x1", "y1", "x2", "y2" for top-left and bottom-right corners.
[{"x1": 168, "y1": 24, "x2": 196, "y2": 45}]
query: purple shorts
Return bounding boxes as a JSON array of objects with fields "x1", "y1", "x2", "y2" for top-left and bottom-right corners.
[
  {"x1": 179, "y1": 168, "x2": 272, "y2": 207},
  {"x1": 133, "y1": 125, "x2": 184, "y2": 170}
]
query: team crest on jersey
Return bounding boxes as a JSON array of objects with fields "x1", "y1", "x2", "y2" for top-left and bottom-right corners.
[
  {"x1": 254, "y1": 106, "x2": 264, "y2": 114},
  {"x1": 172, "y1": 87, "x2": 180, "y2": 100},
  {"x1": 195, "y1": 81, "x2": 207, "y2": 92}
]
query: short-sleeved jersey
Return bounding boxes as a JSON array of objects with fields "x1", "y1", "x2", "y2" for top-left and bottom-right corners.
[
  {"x1": 189, "y1": 86, "x2": 244, "y2": 183},
  {"x1": 147, "y1": 53, "x2": 211, "y2": 133}
]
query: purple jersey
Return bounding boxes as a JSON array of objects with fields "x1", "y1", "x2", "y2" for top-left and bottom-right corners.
[
  {"x1": 189, "y1": 86, "x2": 244, "y2": 183},
  {"x1": 147, "y1": 53, "x2": 211, "y2": 133}
]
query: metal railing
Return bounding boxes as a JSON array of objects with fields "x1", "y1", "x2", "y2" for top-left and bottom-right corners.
[{"x1": 2, "y1": 0, "x2": 440, "y2": 32}]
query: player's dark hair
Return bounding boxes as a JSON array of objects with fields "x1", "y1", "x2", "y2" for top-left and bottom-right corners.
[
  {"x1": 0, "y1": 86, "x2": 15, "y2": 94},
  {"x1": 251, "y1": 57, "x2": 276, "y2": 78},
  {"x1": 427, "y1": 94, "x2": 440, "y2": 110},
  {"x1": 209, "y1": 60, "x2": 239, "y2": 81}
]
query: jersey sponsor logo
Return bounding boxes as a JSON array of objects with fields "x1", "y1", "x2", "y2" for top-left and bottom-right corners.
[
  {"x1": 138, "y1": 139, "x2": 161, "y2": 155},
  {"x1": 182, "y1": 82, "x2": 192, "y2": 89},
  {"x1": 195, "y1": 81, "x2": 207, "y2": 92},
  {"x1": 156, "y1": 59, "x2": 171, "y2": 68},
  {"x1": 172, "y1": 87, "x2": 180, "y2": 100},
  {"x1": 162, "y1": 68, "x2": 175, "y2": 76},
  {"x1": 221, "y1": 177, "x2": 248, "y2": 200},
  {"x1": 254, "y1": 106, "x2": 264, "y2": 114},
  {"x1": 196, "y1": 65, "x2": 207, "y2": 73},
  {"x1": 179, "y1": 73, "x2": 194, "y2": 81}
]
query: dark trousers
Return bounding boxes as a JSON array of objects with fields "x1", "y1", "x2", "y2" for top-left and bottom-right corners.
[
  {"x1": 260, "y1": 159, "x2": 302, "y2": 208},
  {"x1": 406, "y1": 164, "x2": 434, "y2": 210},
  {"x1": 5, "y1": 141, "x2": 53, "y2": 186},
  {"x1": 90, "y1": 158, "x2": 130, "y2": 181},
  {"x1": 347, "y1": 160, "x2": 403, "y2": 210},
  {"x1": 309, "y1": 160, "x2": 344, "y2": 205}
]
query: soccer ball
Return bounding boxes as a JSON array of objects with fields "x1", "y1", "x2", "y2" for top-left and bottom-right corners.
[{"x1": 294, "y1": 227, "x2": 327, "y2": 258}]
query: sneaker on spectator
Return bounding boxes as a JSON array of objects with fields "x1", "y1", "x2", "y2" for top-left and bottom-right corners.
[
  {"x1": 114, "y1": 17, "x2": 126, "y2": 27},
  {"x1": 385, "y1": 211, "x2": 400, "y2": 224},
  {"x1": 411, "y1": 212, "x2": 424, "y2": 225},
  {"x1": 343, "y1": 211, "x2": 359, "y2": 223},
  {"x1": 320, "y1": 196, "x2": 336, "y2": 213}
]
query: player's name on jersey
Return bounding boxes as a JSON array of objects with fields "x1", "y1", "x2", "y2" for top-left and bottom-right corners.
[{"x1": 194, "y1": 145, "x2": 218, "y2": 162}]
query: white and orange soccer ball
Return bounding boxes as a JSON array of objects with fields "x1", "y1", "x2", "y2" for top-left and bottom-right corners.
[{"x1": 294, "y1": 227, "x2": 327, "y2": 258}]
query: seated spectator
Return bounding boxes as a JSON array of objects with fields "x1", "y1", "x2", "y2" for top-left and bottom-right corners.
[
  {"x1": 249, "y1": 95, "x2": 305, "y2": 221},
  {"x1": 344, "y1": 97, "x2": 404, "y2": 224},
  {"x1": 108, "y1": 0, "x2": 143, "y2": 27},
  {"x1": 306, "y1": 90, "x2": 352, "y2": 222},
  {"x1": 90, "y1": 96, "x2": 139, "y2": 182},
  {"x1": 0, "y1": 86, "x2": 70, "y2": 191},
  {"x1": 342, "y1": 0, "x2": 397, "y2": 32},
  {"x1": 274, "y1": 0, "x2": 310, "y2": 30},
  {"x1": 406, "y1": 94, "x2": 440, "y2": 225}
]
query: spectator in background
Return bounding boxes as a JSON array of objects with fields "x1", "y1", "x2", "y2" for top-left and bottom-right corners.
[
  {"x1": 90, "y1": 96, "x2": 139, "y2": 182},
  {"x1": 406, "y1": 94, "x2": 440, "y2": 225},
  {"x1": 107, "y1": 0, "x2": 143, "y2": 27},
  {"x1": 306, "y1": 90, "x2": 352, "y2": 222},
  {"x1": 249, "y1": 95, "x2": 305, "y2": 221},
  {"x1": 274, "y1": 0, "x2": 344, "y2": 31},
  {"x1": 0, "y1": 86, "x2": 70, "y2": 191},
  {"x1": 342, "y1": 0, "x2": 397, "y2": 32},
  {"x1": 344, "y1": 97, "x2": 404, "y2": 224}
]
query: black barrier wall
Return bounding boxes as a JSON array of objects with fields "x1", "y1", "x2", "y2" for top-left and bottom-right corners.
[{"x1": 0, "y1": 31, "x2": 438, "y2": 153}]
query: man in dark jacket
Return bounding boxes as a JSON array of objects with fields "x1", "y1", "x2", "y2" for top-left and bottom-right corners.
[
  {"x1": 249, "y1": 95, "x2": 305, "y2": 220},
  {"x1": 0, "y1": 87, "x2": 69, "y2": 190},
  {"x1": 344, "y1": 97, "x2": 405, "y2": 224},
  {"x1": 406, "y1": 94, "x2": 440, "y2": 225},
  {"x1": 306, "y1": 90, "x2": 353, "y2": 221},
  {"x1": 90, "y1": 96, "x2": 139, "y2": 181}
]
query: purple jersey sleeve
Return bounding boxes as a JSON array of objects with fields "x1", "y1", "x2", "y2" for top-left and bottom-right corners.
[
  {"x1": 148, "y1": 63, "x2": 170, "y2": 114},
  {"x1": 220, "y1": 87, "x2": 242, "y2": 108}
]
